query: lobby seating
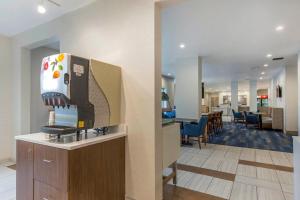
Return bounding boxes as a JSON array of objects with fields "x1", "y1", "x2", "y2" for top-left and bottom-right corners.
[
  {"x1": 181, "y1": 116, "x2": 208, "y2": 149},
  {"x1": 232, "y1": 109, "x2": 245, "y2": 123},
  {"x1": 244, "y1": 111, "x2": 260, "y2": 128}
]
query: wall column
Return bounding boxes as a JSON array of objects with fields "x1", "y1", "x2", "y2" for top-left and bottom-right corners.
[
  {"x1": 298, "y1": 54, "x2": 300, "y2": 134},
  {"x1": 231, "y1": 81, "x2": 238, "y2": 112},
  {"x1": 175, "y1": 56, "x2": 202, "y2": 119},
  {"x1": 249, "y1": 80, "x2": 257, "y2": 112}
]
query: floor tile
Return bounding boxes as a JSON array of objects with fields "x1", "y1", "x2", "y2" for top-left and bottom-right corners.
[
  {"x1": 206, "y1": 177, "x2": 233, "y2": 199},
  {"x1": 227, "y1": 146, "x2": 242, "y2": 154},
  {"x1": 218, "y1": 159, "x2": 238, "y2": 174},
  {"x1": 276, "y1": 171, "x2": 293, "y2": 185},
  {"x1": 257, "y1": 187, "x2": 285, "y2": 200},
  {"x1": 284, "y1": 153, "x2": 293, "y2": 161},
  {"x1": 0, "y1": 166, "x2": 15, "y2": 179},
  {"x1": 0, "y1": 174, "x2": 16, "y2": 193},
  {"x1": 230, "y1": 182, "x2": 257, "y2": 200},
  {"x1": 280, "y1": 183, "x2": 293, "y2": 194},
  {"x1": 214, "y1": 145, "x2": 230, "y2": 151},
  {"x1": 202, "y1": 157, "x2": 223, "y2": 171},
  {"x1": 269, "y1": 151, "x2": 286, "y2": 159},
  {"x1": 210, "y1": 150, "x2": 226, "y2": 158},
  {"x1": 186, "y1": 154, "x2": 208, "y2": 167},
  {"x1": 172, "y1": 170, "x2": 194, "y2": 187},
  {"x1": 236, "y1": 164, "x2": 257, "y2": 178},
  {"x1": 225, "y1": 151, "x2": 240, "y2": 160},
  {"x1": 0, "y1": 187, "x2": 16, "y2": 200},
  {"x1": 235, "y1": 175, "x2": 281, "y2": 190},
  {"x1": 271, "y1": 156, "x2": 292, "y2": 167},
  {"x1": 177, "y1": 152, "x2": 194, "y2": 165},
  {"x1": 283, "y1": 192, "x2": 293, "y2": 200},
  {"x1": 186, "y1": 174, "x2": 213, "y2": 193},
  {"x1": 240, "y1": 148, "x2": 256, "y2": 161},
  {"x1": 256, "y1": 167, "x2": 278, "y2": 182},
  {"x1": 255, "y1": 150, "x2": 273, "y2": 164}
]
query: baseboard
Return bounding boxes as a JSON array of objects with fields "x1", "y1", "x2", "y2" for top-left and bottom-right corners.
[{"x1": 286, "y1": 131, "x2": 298, "y2": 136}]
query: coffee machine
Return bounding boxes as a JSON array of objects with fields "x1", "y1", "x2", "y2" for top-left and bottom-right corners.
[{"x1": 40, "y1": 53, "x2": 121, "y2": 138}]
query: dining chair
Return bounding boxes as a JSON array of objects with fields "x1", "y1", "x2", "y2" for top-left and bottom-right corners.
[{"x1": 181, "y1": 116, "x2": 209, "y2": 149}]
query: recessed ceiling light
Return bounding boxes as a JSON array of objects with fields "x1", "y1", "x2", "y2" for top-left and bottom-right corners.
[
  {"x1": 179, "y1": 43, "x2": 186, "y2": 49},
  {"x1": 264, "y1": 64, "x2": 269, "y2": 67},
  {"x1": 266, "y1": 54, "x2": 272, "y2": 58},
  {"x1": 259, "y1": 77, "x2": 263, "y2": 80},
  {"x1": 276, "y1": 25, "x2": 284, "y2": 31},
  {"x1": 261, "y1": 72, "x2": 265, "y2": 75},
  {"x1": 37, "y1": 4, "x2": 46, "y2": 14}
]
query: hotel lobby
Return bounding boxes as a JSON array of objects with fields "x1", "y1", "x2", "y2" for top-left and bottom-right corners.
[{"x1": 0, "y1": 0, "x2": 300, "y2": 200}]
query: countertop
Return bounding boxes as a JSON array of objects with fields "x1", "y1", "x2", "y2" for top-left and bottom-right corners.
[{"x1": 15, "y1": 130, "x2": 127, "y2": 150}]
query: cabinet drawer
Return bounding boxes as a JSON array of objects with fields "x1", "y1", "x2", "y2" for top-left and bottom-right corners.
[
  {"x1": 34, "y1": 180, "x2": 68, "y2": 200},
  {"x1": 34, "y1": 144, "x2": 68, "y2": 191}
]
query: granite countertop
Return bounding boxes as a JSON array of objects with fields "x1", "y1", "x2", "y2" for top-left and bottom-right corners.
[
  {"x1": 15, "y1": 130, "x2": 127, "y2": 150},
  {"x1": 162, "y1": 118, "x2": 176, "y2": 126}
]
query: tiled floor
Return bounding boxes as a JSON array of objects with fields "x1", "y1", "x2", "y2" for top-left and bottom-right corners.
[
  {"x1": 166, "y1": 143, "x2": 294, "y2": 200},
  {"x1": 0, "y1": 165, "x2": 16, "y2": 200},
  {"x1": 0, "y1": 144, "x2": 295, "y2": 200}
]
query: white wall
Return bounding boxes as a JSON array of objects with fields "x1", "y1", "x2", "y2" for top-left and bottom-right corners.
[
  {"x1": 161, "y1": 76, "x2": 175, "y2": 108},
  {"x1": 270, "y1": 63, "x2": 299, "y2": 133},
  {"x1": 30, "y1": 47, "x2": 59, "y2": 133},
  {"x1": 249, "y1": 80, "x2": 257, "y2": 112},
  {"x1": 272, "y1": 68, "x2": 286, "y2": 108},
  {"x1": 298, "y1": 53, "x2": 300, "y2": 134},
  {"x1": 0, "y1": 35, "x2": 12, "y2": 161},
  {"x1": 174, "y1": 57, "x2": 202, "y2": 119},
  {"x1": 271, "y1": 67, "x2": 286, "y2": 131},
  {"x1": 11, "y1": 1, "x2": 161, "y2": 199}
]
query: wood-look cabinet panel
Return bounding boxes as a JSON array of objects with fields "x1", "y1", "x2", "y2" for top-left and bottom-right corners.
[
  {"x1": 16, "y1": 141, "x2": 34, "y2": 200},
  {"x1": 34, "y1": 180, "x2": 68, "y2": 200},
  {"x1": 34, "y1": 144, "x2": 68, "y2": 192},
  {"x1": 68, "y1": 137, "x2": 125, "y2": 200}
]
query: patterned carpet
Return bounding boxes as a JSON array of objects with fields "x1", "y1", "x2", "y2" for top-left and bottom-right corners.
[{"x1": 209, "y1": 122, "x2": 293, "y2": 153}]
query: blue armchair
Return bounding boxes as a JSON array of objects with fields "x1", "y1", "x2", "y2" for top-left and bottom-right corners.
[
  {"x1": 243, "y1": 111, "x2": 260, "y2": 128},
  {"x1": 181, "y1": 116, "x2": 208, "y2": 149},
  {"x1": 232, "y1": 109, "x2": 244, "y2": 123}
]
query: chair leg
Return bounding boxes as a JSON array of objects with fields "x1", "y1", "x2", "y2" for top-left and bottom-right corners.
[{"x1": 198, "y1": 137, "x2": 201, "y2": 149}]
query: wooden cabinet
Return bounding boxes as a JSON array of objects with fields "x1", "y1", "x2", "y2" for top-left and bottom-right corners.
[
  {"x1": 16, "y1": 137, "x2": 125, "y2": 200},
  {"x1": 34, "y1": 180, "x2": 68, "y2": 200},
  {"x1": 16, "y1": 141, "x2": 34, "y2": 200},
  {"x1": 34, "y1": 144, "x2": 68, "y2": 191}
]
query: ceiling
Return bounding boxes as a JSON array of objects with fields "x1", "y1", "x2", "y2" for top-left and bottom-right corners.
[
  {"x1": 0, "y1": 0, "x2": 95, "y2": 36},
  {"x1": 161, "y1": 0, "x2": 300, "y2": 84}
]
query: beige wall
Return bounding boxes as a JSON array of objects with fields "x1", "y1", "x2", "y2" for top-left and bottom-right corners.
[
  {"x1": 0, "y1": 34, "x2": 13, "y2": 161},
  {"x1": 11, "y1": 0, "x2": 161, "y2": 199},
  {"x1": 286, "y1": 62, "x2": 298, "y2": 133}
]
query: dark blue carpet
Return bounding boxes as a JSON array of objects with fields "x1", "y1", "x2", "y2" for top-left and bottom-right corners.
[{"x1": 209, "y1": 123, "x2": 293, "y2": 153}]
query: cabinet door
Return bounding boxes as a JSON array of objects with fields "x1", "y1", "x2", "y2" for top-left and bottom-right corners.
[
  {"x1": 34, "y1": 180, "x2": 68, "y2": 200},
  {"x1": 34, "y1": 144, "x2": 68, "y2": 192},
  {"x1": 16, "y1": 141, "x2": 34, "y2": 200}
]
